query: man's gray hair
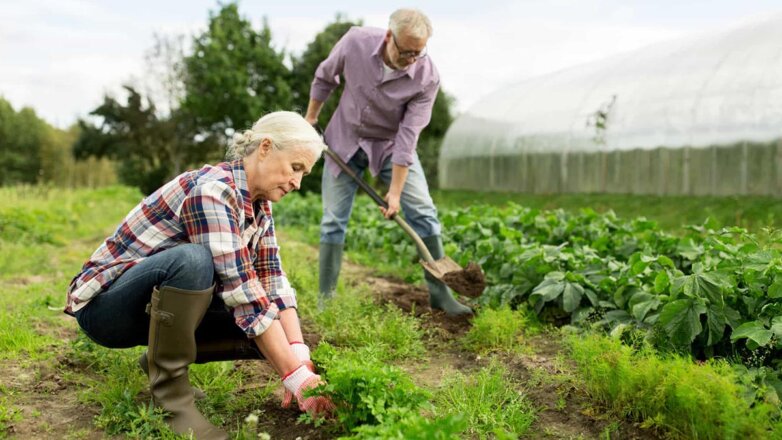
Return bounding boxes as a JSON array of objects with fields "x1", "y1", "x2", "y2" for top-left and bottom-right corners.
[
  {"x1": 226, "y1": 111, "x2": 326, "y2": 161},
  {"x1": 389, "y1": 8, "x2": 432, "y2": 39}
]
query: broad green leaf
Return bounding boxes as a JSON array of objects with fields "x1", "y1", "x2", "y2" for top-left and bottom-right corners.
[
  {"x1": 658, "y1": 299, "x2": 704, "y2": 346},
  {"x1": 631, "y1": 294, "x2": 661, "y2": 322},
  {"x1": 770, "y1": 316, "x2": 782, "y2": 339},
  {"x1": 653, "y1": 271, "x2": 670, "y2": 294},
  {"x1": 562, "y1": 283, "x2": 584, "y2": 313},
  {"x1": 768, "y1": 279, "x2": 782, "y2": 299},
  {"x1": 531, "y1": 278, "x2": 565, "y2": 304},
  {"x1": 657, "y1": 255, "x2": 675, "y2": 269},
  {"x1": 705, "y1": 304, "x2": 728, "y2": 346},
  {"x1": 584, "y1": 289, "x2": 599, "y2": 307},
  {"x1": 731, "y1": 321, "x2": 773, "y2": 347}
]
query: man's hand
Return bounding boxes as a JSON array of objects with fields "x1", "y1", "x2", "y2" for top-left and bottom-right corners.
[
  {"x1": 381, "y1": 191, "x2": 401, "y2": 219},
  {"x1": 282, "y1": 365, "x2": 335, "y2": 418}
]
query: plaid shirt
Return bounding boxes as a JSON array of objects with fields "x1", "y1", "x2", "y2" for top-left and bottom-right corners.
[{"x1": 65, "y1": 160, "x2": 297, "y2": 338}]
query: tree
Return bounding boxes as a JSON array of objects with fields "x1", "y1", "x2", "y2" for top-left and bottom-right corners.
[
  {"x1": 182, "y1": 3, "x2": 293, "y2": 139},
  {"x1": 0, "y1": 97, "x2": 46, "y2": 185},
  {"x1": 289, "y1": 14, "x2": 360, "y2": 194},
  {"x1": 74, "y1": 86, "x2": 218, "y2": 194}
]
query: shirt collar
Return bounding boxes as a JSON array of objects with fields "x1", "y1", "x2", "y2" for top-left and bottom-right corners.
[
  {"x1": 228, "y1": 159, "x2": 267, "y2": 221},
  {"x1": 372, "y1": 33, "x2": 416, "y2": 79}
]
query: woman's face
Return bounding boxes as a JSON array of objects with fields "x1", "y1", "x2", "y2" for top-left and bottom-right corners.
[{"x1": 249, "y1": 140, "x2": 318, "y2": 202}]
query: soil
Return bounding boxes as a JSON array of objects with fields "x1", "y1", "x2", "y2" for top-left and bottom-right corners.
[
  {"x1": 5, "y1": 257, "x2": 661, "y2": 440},
  {"x1": 442, "y1": 262, "x2": 486, "y2": 298}
]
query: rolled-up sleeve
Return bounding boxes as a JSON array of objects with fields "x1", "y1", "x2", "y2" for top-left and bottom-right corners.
[
  {"x1": 180, "y1": 181, "x2": 278, "y2": 338},
  {"x1": 392, "y1": 80, "x2": 439, "y2": 167},
  {"x1": 310, "y1": 28, "x2": 353, "y2": 102},
  {"x1": 254, "y1": 215, "x2": 297, "y2": 311}
]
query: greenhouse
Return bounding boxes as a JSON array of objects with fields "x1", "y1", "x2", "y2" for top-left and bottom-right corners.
[{"x1": 439, "y1": 13, "x2": 782, "y2": 196}]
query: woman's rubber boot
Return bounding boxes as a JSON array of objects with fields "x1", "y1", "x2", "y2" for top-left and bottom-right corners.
[
  {"x1": 318, "y1": 242, "x2": 344, "y2": 310},
  {"x1": 146, "y1": 284, "x2": 228, "y2": 439},
  {"x1": 421, "y1": 235, "x2": 473, "y2": 316}
]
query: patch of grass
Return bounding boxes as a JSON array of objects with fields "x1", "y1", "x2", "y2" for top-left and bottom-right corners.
[
  {"x1": 566, "y1": 333, "x2": 782, "y2": 439},
  {"x1": 315, "y1": 294, "x2": 426, "y2": 361},
  {"x1": 463, "y1": 306, "x2": 539, "y2": 355},
  {"x1": 434, "y1": 362, "x2": 536, "y2": 439}
]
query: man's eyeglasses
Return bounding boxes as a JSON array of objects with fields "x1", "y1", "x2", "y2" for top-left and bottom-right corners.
[{"x1": 391, "y1": 33, "x2": 427, "y2": 59}]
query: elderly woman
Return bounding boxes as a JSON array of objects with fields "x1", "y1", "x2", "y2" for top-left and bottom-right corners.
[{"x1": 65, "y1": 111, "x2": 334, "y2": 439}]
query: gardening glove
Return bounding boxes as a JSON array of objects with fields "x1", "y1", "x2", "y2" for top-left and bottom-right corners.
[
  {"x1": 281, "y1": 365, "x2": 335, "y2": 418},
  {"x1": 281, "y1": 342, "x2": 316, "y2": 408}
]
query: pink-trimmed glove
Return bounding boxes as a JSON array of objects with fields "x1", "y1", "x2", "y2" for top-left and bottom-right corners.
[
  {"x1": 281, "y1": 365, "x2": 335, "y2": 417},
  {"x1": 282, "y1": 342, "x2": 316, "y2": 408}
]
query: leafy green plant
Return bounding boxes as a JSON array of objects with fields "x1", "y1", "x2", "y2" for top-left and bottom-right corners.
[{"x1": 311, "y1": 343, "x2": 430, "y2": 432}]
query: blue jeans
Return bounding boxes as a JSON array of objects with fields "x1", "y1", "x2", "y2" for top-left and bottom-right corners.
[
  {"x1": 75, "y1": 244, "x2": 245, "y2": 349},
  {"x1": 320, "y1": 149, "x2": 441, "y2": 244}
]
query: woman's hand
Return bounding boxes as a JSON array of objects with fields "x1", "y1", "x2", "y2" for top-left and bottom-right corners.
[
  {"x1": 282, "y1": 342, "x2": 316, "y2": 408},
  {"x1": 281, "y1": 365, "x2": 335, "y2": 418}
]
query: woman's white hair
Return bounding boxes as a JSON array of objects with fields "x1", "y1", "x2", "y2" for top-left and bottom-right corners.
[
  {"x1": 389, "y1": 8, "x2": 432, "y2": 40},
  {"x1": 225, "y1": 111, "x2": 326, "y2": 160}
]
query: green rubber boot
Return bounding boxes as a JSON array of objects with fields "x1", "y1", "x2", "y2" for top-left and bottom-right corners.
[
  {"x1": 421, "y1": 235, "x2": 473, "y2": 316},
  {"x1": 319, "y1": 243, "x2": 344, "y2": 309}
]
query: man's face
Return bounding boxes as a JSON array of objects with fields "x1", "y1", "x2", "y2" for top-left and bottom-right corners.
[{"x1": 385, "y1": 30, "x2": 428, "y2": 70}]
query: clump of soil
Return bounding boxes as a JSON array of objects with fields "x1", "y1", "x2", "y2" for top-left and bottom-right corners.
[{"x1": 443, "y1": 262, "x2": 486, "y2": 298}]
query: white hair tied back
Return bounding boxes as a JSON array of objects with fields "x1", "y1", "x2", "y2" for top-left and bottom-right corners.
[
  {"x1": 234, "y1": 130, "x2": 262, "y2": 149},
  {"x1": 224, "y1": 111, "x2": 326, "y2": 161}
]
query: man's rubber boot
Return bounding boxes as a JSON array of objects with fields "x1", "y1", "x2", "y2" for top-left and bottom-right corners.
[
  {"x1": 319, "y1": 243, "x2": 344, "y2": 309},
  {"x1": 146, "y1": 284, "x2": 228, "y2": 439},
  {"x1": 139, "y1": 339, "x2": 262, "y2": 400},
  {"x1": 421, "y1": 235, "x2": 473, "y2": 316}
]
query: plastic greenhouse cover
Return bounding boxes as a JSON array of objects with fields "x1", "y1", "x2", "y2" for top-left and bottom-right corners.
[{"x1": 441, "y1": 12, "x2": 782, "y2": 159}]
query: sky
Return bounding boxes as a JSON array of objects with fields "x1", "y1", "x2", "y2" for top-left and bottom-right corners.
[{"x1": 1, "y1": 0, "x2": 781, "y2": 128}]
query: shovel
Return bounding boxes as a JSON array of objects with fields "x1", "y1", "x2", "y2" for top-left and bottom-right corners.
[{"x1": 323, "y1": 147, "x2": 485, "y2": 297}]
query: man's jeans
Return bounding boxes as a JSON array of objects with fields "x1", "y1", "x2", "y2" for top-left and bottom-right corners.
[
  {"x1": 75, "y1": 244, "x2": 245, "y2": 349},
  {"x1": 320, "y1": 149, "x2": 441, "y2": 244}
]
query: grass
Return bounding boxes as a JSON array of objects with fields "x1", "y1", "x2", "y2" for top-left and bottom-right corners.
[
  {"x1": 462, "y1": 306, "x2": 541, "y2": 355},
  {"x1": 432, "y1": 189, "x2": 782, "y2": 233},
  {"x1": 434, "y1": 361, "x2": 536, "y2": 439},
  {"x1": 566, "y1": 333, "x2": 782, "y2": 439}
]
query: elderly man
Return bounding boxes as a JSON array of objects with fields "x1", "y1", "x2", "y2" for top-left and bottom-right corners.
[{"x1": 305, "y1": 8, "x2": 471, "y2": 316}]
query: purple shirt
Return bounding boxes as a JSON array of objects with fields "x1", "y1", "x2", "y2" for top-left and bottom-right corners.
[{"x1": 310, "y1": 26, "x2": 440, "y2": 177}]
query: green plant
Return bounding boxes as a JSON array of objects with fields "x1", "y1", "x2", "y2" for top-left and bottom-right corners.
[
  {"x1": 462, "y1": 306, "x2": 533, "y2": 354},
  {"x1": 311, "y1": 343, "x2": 430, "y2": 432},
  {"x1": 434, "y1": 362, "x2": 535, "y2": 439}
]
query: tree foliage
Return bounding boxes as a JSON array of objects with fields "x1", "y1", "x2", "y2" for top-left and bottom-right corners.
[
  {"x1": 182, "y1": 4, "x2": 293, "y2": 137},
  {"x1": 290, "y1": 15, "x2": 360, "y2": 193},
  {"x1": 74, "y1": 86, "x2": 218, "y2": 194}
]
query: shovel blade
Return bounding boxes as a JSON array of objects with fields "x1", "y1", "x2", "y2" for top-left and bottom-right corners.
[{"x1": 421, "y1": 257, "x2": 486, "y2": 298}]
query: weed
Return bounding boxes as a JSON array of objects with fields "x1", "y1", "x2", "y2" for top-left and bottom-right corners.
[
  {"x1": 567, "y1": 333, "x2": 782, "y2": 439},
  {"x1": 463, "y1": 306, "x2": 533, "y2": 355},
  {"x1": 434, "y1": 361, "x2": 535, "y2": 439}
]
